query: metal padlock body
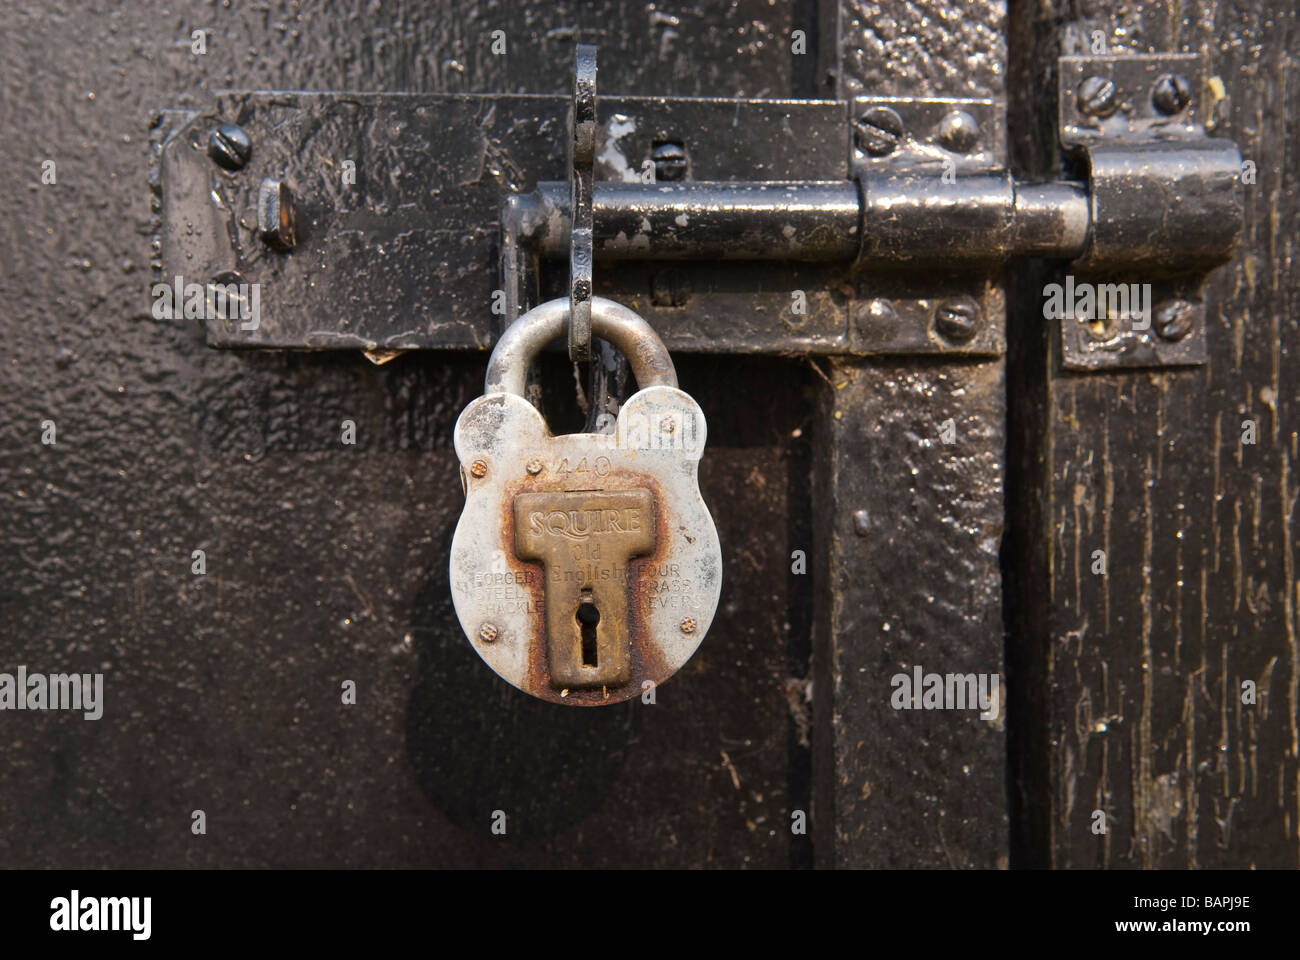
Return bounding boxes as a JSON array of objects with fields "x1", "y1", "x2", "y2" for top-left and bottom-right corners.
[{"x1": 450, "y1": 298, "x2": 722, "y2": 706}]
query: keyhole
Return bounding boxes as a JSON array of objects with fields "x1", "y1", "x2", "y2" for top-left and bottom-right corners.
[{"x1": 576, "y1": 591, "x2": 600, "y2": 667}]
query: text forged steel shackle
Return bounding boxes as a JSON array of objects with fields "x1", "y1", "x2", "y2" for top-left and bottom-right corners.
[
  {"x1": 450, "y1": 296, "x2": 722, "y2": 706},
  {"x1": 486, "y1": 296, "x2": 676, "y2": 396}
]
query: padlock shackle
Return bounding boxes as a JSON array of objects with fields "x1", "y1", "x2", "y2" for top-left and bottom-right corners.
[{"x1": 486, "y1": 297, "x2": 678, "y2": 397}]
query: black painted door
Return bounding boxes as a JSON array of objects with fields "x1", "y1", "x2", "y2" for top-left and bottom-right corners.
[{"x1": 1, "y1": 0, "x2": 1294, "y2": 869}]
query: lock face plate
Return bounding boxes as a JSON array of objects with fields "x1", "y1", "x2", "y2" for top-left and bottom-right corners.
[
  {"x1": 449, "y1": 385, "x2": 721, "y2": 705},
  {"x1": 513, "y1": 488, "x2": 656, "y2": 689}
]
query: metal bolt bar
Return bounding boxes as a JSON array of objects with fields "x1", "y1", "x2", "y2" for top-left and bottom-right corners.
[
  {"x1": 523, "y1": 126, "x2": 1242, "y2": 273},
  {"x1": 529, "y1": 177, "x2": 1092, "y2": 264},
  {"x1": 535, "y1": 181, "x2": 860, "y2": 261},
  {"x1": 520, "y1": 50, "x2": 1239, "y2": 276},
  {"x1": 1011, "y1": 182, "x2": 1090, "y2": 259}
]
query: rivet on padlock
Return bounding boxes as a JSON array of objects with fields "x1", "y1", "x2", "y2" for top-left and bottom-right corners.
[{"x1": 449, "y1": 297, "x2": 722, "y2": 705}]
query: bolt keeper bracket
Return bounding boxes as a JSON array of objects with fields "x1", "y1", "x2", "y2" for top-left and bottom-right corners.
[{"x1": 1054, "y1": 53, "x2": 1242, "y2": 370}]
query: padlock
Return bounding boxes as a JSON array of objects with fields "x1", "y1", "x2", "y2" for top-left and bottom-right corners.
[{"x1": 449, "y1": 296, "x2": 722, "y2": 705}]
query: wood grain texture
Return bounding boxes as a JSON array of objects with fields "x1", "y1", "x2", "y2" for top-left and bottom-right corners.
[{"x1": 1006, "y1": 0, "x2": 1300, "y2": 868}]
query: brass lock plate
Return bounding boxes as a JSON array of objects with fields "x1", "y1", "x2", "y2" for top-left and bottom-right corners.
[{"x1": 514, "y1": 488, "x2": 656, "y2": 689}]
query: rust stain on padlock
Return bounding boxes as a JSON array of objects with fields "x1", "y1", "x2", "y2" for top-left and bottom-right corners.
[{"x1": 499, "y1": 467, "x2": 674, "y2": 705}]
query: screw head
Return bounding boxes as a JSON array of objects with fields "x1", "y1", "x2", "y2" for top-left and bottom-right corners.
[
  {"x1": 257, "y1": 178, "x2": 297, "y2": 251},
  {"x1": 478, "y1": 623, "x2": 499, "y2": 643},
  {"x1": 652, "y1": 142, "x2": 688, "y2": 182},
  {"x1": 1152, "y1": 73, "x2": 1191, "y2": 115},
  {"x1": 935, "y1": 110, "x2": 980, "y2": 153},
  {"x1": 1077, "y1": 75, "x2": 1119, "y2": 118},
  {"x1": 852, "y1": 509, "x2": 870, "y2": 536},
  {"x1": 469, "y1": 459, "x2": 488, "y2": 478},
  {"x1": 208, "y1": 124, "x2": 252, "y2": 170},
  {"x1": 679, "y1": 617, "x2": 697, "y2": 635},
  {"x1": 854, "y1": 106, "x2": 905, "y2": 157},
  {"x1": 525, "y1": 457, "x2": 543, "y2": 475},
  {"x1": 935, "y1": 297, "x2": 981, "y2": 343},
  {"x1": 1154, "y1": 300, "x2": 1195, "y2": 341},
  {"x1": 857, "y1": 298, "x2": 899, "y2": 334}
]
